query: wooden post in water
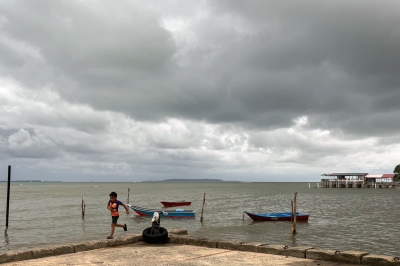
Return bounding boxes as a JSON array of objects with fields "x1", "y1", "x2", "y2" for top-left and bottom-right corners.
[
  {"x1": 291, "y1": 200, "x2": 294, "y2": 228},
  {"x1": 6, "y1": 165, "x2": 11, "y2": 227},
  {"x1": 81, "y1": 194, "x2": 85, "y2": 218},
  {"x1": 292, "y1": 192, "x2": 297, "y2": 235},
  {"x1": 200, "y1": 192, "x2": 206, "y2": 222},
  {"x1": 127, "y1": 188, "x2": 130, "y2": 204}
]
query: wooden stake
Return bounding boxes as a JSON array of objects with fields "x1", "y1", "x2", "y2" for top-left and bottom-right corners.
[
  {"x1": 200, "y1": 192, "x2": 206, "y2": 222},
  {"x1": 6, "y1": 165, "x2": 11, "y2": 227},
  {"x1": 292, "y1": 192, "x2": 297, "y2": 235},
  {"x1": 81, "y1": 194, "x2": 85, "y2": 218},
  {"x1": 291, "y1": 200, "x2": 293, "y2": 224},
  {"x1": 127, "y1": 188, "x2": 130, "y2": 204}
]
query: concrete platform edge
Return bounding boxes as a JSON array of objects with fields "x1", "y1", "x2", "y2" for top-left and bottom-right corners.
[{"x1": 1, "y1": 231, "x2": 400, "y2": 265}]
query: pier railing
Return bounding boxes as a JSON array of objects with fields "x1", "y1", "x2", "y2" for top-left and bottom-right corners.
[{"x1": 319, "y1": 179, "x2": 395, "y2": 188}]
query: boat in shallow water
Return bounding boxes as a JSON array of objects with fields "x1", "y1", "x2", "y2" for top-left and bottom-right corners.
[
  {"x1": 160, "y1": 201, "x2": 192, "y2": 207},
  {"x1": 128, "y1": 204, "x2": 196, "y2": 218},
  {"x1": 244, "y1": 211, "x2": 309, "y2": 221}
]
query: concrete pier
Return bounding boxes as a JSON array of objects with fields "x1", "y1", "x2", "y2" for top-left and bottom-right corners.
[{"x1": 1, "y1": 230, "x2": 399, "y2": 265}]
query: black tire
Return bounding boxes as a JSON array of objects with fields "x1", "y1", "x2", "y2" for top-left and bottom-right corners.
[{"x1": 142, "y1": 227, "x2": 168, "y2": 244}]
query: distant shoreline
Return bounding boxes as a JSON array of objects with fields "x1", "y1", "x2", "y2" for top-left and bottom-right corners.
[
  {"x1": 141, "y1": 178, "x2": 239, "y2": 183},
  {"x1": 0, "y1": 180, "x2": 62, "y2": 182}
]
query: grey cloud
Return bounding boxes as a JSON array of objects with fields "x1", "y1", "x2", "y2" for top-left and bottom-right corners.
[
  {"x1": 1, "y1": 0, "x2": 400, "y2": 181},
  {"x1": 2, "y1": 1, "x2": 399, "y2": 139},
  {"x1": 7, "y1": 129, "x2": 60, "y2": 158}
]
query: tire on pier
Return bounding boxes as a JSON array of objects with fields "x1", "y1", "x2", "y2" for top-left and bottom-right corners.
[{"x1": 142, "y1": 227, "x2": 168, "y2": 244}]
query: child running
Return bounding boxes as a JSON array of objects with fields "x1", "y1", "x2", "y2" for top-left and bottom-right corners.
[{"x1": 107, "y1": 191, "x2": 129, "y2": 239}]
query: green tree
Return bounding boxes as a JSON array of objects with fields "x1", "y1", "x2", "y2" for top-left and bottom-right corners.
[{"x1": 394, "y1": 164, "x2": 400, "y2": 179}]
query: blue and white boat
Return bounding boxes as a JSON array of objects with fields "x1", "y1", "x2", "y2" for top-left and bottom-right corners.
[
  {"x1": 128, "y1": 204, "x2": 196, "y2": 218},
  {"x1": 244, "y1": 211, "x2": 309, "y2": 221}
]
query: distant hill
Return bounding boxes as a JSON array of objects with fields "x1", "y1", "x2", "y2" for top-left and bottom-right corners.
[
  {"x1": 0, "y1": 180, "x2": 62, "y2": 182},
  {"x1": 0, "y1": 180, "x2": 42, "y2": 182},
  {"x1": 142, "y1": 178, "x2": 226, "y2": 183}
]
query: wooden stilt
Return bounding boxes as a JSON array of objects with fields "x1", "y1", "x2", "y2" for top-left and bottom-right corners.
[
  {"x1": 6, "y1": 165, "x2": 11, "y2": 227},
  {"x1": 81, "y1": 194, "x2": 85, "y2": 218},
  {"x1": 200, "y1": 192, "x2": 206, "y2": 222},
  {"x1": 292, "y1": 192, "x2": 297, "y2": 235}
]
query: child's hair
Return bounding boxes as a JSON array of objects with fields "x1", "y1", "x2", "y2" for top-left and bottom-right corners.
[{"x1": 109, "y1": 191, "x2": 117, "y2": 197}]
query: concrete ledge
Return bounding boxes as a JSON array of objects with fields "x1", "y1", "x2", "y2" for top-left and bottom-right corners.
[
  {"x1": 169, "y1": 235, "x2": 218, "y2": 248},
  {"x1": 335, "y1": 251, "x2": 369, "y2": 264},
  {"x1": 1, "y1": 230, "x2": 399, "y2": 266},
  {"x1": 306, "y1": 249, "x2": 340, "y2": 261},
  {"x1": 305, "y1": 249, "x2": 369, "y2": 264},
  {"x1": 257, "y1": 244, "x2": 289, "y2": 256},
  {"x1": 32, "y1": 244, "x2": 74, "y2": 259},
  {"x1": 73, "y1": 239, "x2": 108, "y2": 252},
  {"x1": 125, "y1": 234, "x2": 142, "y2": 243},
  {"x1": 106, "y1": 234, "x2": 142, "y2": 247},
  {"x1": 169, "y1": 229, "x2": 188, "y2": 235},
  {"x1": 0, "y1": 234, "x2": 142, "y2": 264},
  {"x1": 280, "y1": 246, "x2": 314, "y2": 258},
  {"x1": 0, "y1": 250, "x2": 33, "y2": 264},
  {"x1": 71, "y1": 242, "x2": 90, "y2": 253},
  {"x1": 218, "y1": 241, "x2": 264, "y2": 252},
  {"x1": 361, "y1": 254, "x2": 400, "y2": 266}
]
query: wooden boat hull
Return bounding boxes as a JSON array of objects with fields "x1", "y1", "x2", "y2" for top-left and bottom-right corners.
[
  {"x1": 245, "y1": 211, "x2": 309, "y2": 221},
  {"x1": 161, "y1": 201, "x2": 191, "y2": 207},
  {"x1": 128, "y1": 205, "x2": 195, "y2": 218}
]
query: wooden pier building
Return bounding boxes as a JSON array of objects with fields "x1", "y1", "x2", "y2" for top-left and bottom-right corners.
[{"x1": 320, "y1": 173, "x2": 396, "y2": 188}]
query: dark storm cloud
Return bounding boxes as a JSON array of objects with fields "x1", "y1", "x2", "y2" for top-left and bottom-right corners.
[
  {"x1": 1, "y1": 0, "x2": 399, "y2": 181},
  {"x1": 2, "y1": 0, "x2": 400, "y2": 139},
  {"x1": 209, "y1": 0, "x2": 400, "y2": 135}
]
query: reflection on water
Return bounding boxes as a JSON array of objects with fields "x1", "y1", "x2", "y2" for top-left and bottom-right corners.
[
  {"x1": 290, "y1": 234, "x2": 297, "y2": 246},
  {"x1": 4, "y1": 228, "x2": 9, "y2": 250}
]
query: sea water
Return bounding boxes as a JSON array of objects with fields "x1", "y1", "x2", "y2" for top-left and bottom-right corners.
[{"x1": 0, "y1": 182, "x2": 399, "y2": 256}]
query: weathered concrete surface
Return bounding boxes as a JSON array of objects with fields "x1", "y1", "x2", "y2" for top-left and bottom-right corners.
[
  {"x1": 169, "y1": 229, "x2": 188, "y2": 235},
  {"x1": 31, "y1": 244, "x2": 75, "y2": 259},
  {"x1": 306, "y1": 249, "x2": 380, "y2": 265},
  {"x1": 0, "y1": 250, "x2": 33, "y2": 264},
  {"x1": 279, "y1": 246, "x2": 314, "y2": 258},
  {"x1": 218, "y1": 240, "x2": 263, "y2": 252},
  {"x1": 169, "y1": 235, "x2": 219, "y2": 248},
  {"x1": 1, "y1": 242, "x2": 361, "y2": 266},
  {"x1": 361, "y1": 254, "x2": 400, "y2": 266}
]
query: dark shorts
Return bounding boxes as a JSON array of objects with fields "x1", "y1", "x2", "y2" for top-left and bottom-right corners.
[{"x1": 111, "y1": 216, "x2": 119, "y2": 224}]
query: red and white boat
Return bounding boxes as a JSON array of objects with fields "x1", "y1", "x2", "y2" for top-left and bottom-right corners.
[{"x1": 160, "y1": 201, "x2": 191, "y2": 207}]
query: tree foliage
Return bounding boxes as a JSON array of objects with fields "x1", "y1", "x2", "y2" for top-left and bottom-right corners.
[{"x1": 394, "y1": 164, "x2": 400, "y2": 179}]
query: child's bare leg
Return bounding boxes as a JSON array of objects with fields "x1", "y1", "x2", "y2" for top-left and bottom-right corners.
[
  {"x1": 115, "y1": 223, "x2": 127, "y2": 231},
  {"x1": 110, "y1": 223, "x2": 116, "y2": 236}
]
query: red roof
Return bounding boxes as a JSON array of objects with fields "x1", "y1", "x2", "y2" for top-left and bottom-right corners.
[
  {"x1": 365, "y1": 174, "x2": 395, "y2": 178},
  {"x1": 382, "y1": 174, "x2": 395, "y2": 178}
]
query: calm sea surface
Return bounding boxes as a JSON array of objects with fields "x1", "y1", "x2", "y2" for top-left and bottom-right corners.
[{"x1": 1, "y1": 182, "x2": 399, "y2": 256}]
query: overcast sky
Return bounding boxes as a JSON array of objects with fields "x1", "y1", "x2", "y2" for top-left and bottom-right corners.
[{"x1": 1, "y1": 0, "x2": 399, "y2": 182}]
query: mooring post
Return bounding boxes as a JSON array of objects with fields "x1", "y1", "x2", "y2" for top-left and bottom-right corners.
[
  {"x1": 291, "y1": 200, "x2": 293, "y2": 224},
  {"x1": 200, "y1": 192, "x2": 206, "y2": 222},
  {"x1": 81, "y1": 194, "x2": 85, "y2": 218},
  {"x1": 292, "y1": 192, "x2": 297, "y2": 235},
  {"x1": 127, "y1": 188, "x2": 130, "y2": 204},
  {"x1": 6, "y1": 165, "x2": 11, "y2": 227}
]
